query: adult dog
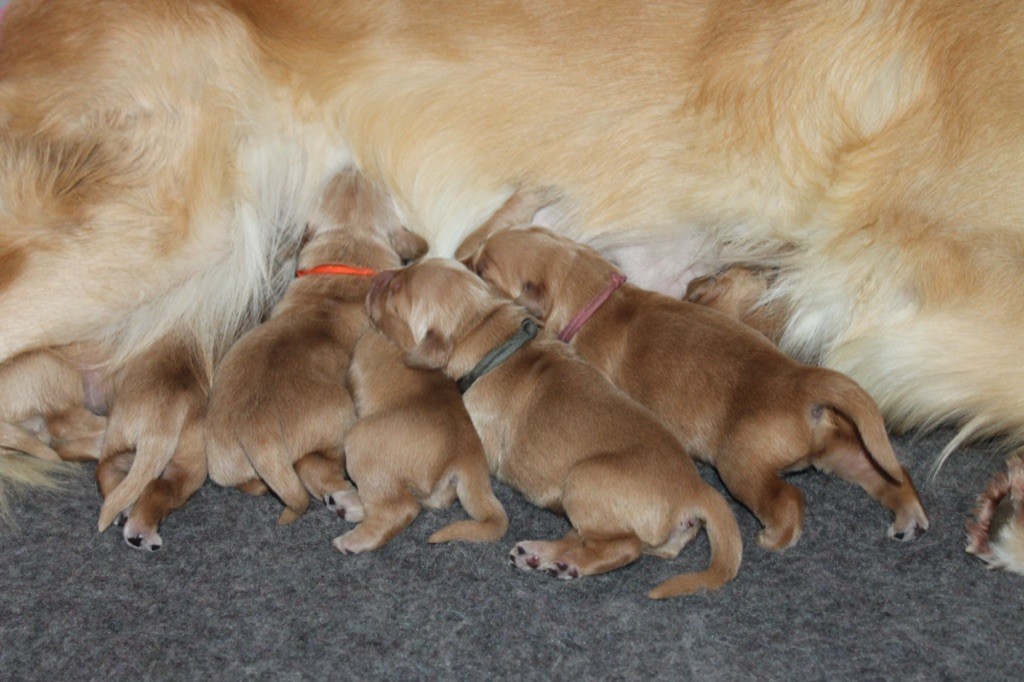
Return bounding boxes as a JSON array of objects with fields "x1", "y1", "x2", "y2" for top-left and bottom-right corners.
[{"x1": 0, "y1": 0, "x2": 1022, "y2": 564}]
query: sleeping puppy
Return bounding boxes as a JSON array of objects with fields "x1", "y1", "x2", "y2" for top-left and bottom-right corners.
[
  {"x1": 335, "y1": 329, "x2": 507, "y2": 553},
  {"x1": 96, "y1": 336, "x2": 208, "y2": 551},
  {"x1": 205, "y1": 171, "x2": 427, "y2": 524},
  {"x1": 0, "y1": 348, "x2": 106, "y2": 465},
  {"x1": 465, "y1": 227, "x2": 928, "y2": 550},
  {"x1": 367, "y1": 258, "x2": 742, "y2": 599}
]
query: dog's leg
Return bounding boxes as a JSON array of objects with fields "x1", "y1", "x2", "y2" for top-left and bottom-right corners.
[
  {"x1": 121, "y1": 441, "x2": 207, "y2": 553},
  {"x1": 716, "y1": 462, "x2": 805, "y2": 551},
  {"x1": 814, "y1": 446, "x2": 929, "y2": 542},
  {"x1": 332, "y1": 488, "x2": 420, "y2": 554},
  {"x1": 510, "y1": 531, "x2": 643, "y2": 580},
  {"x1": 293, "y1": 450, "x2": 353, "y2": 507}
]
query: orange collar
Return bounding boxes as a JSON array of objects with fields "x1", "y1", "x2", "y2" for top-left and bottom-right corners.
[{"x1": 295, "y1": 264, "x2": 378, "y2": 278}]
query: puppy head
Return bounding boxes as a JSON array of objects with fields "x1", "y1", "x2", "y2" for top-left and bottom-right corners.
[
  {"x1": 467, "y1": 227, "x2": 607, "y2": 320},
  {"x1": 366, "y1": 258, "x2": 503, "y2": 370},
  {"x1": 301, "y1": 171, "x2": 429, "y2": 269}
]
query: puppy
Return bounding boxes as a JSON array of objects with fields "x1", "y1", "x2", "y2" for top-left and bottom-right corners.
[
  {"x1": 466, "y1": 226, "x2": 929, "y2": 550},
  {"x1": 335, "y1": 329, "x2": 507, "y2": 553},
  {"x1": 367, "y1": 258, "x2": 742, "y2": 598},
  {"x1": 205, "y1": 171, "x2": 427, "y2": 524},
  {"x1": 96, "y1": 336, "x2": 208, "y2": 551},
  {"x1": 0, "y1": 348, "x2": 106, "y2": 464}
]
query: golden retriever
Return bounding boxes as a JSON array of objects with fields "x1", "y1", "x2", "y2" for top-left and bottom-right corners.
[
  {"x1": 205, "y1": 171, "x2": 427, "y2": 524},
  {"x1": 336, "y1": 328, "x2": 507, "y2": 553},
  {"x1": 465, "y1": 225, "x2": 929, "y2": 550},
  {"x1": 0, "y1": 1, "x2": 1022, "y2": 566},
  {"x1": 367, "y1": 258, "x2": 743, "y2": 598}
]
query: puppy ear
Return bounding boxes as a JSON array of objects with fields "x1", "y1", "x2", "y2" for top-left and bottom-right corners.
[
  {"x1": 391, "y1": 227, "x2": 430, "y2": 264},
  {"x1": 404, "y1": 329, "x2": 452, "y2": 370},
  {"x1": 516, "y1": 281, "x2": 547, "y2": 319}
]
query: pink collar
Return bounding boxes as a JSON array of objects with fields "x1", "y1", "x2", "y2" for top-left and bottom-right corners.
[{"x1": 557, "y1": 272, "x2": 627, "y2": 342}]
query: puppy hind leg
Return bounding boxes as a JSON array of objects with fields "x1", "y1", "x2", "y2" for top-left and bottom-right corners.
[
  {"x1": 293, "y1": 451, "x2": 352, "y2": 504},
  {"x1": 428, "y1": 461, "x2": 508, "y2": 544},
  {"x1": 510, "y1": 532, "x2": 644, "y2": 581},
  {"x1": 122, "y1": 446, "x2": 207, "y2": 552},
  {"x1": 509, "y1": 531, "x2": 585, "y2": 575},
  {"x1": 332, "y1": 488, "x2": 420, "y2": 554},
  {"x1": 814, "y1": 446, "x2": 929, "y2": 542},
  {"x1": 718, "y1": 463, "x2": 804, "y2": 551}
]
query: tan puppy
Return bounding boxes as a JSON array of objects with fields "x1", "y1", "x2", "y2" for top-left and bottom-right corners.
[
  {"x1": 0, "y1": 348, "x2": 106, "y2": 464},
  {"x1": 335, "y1": 329, "x2": 507, "y2": 553},
  {"x1": 96, "y1": 336, "x2": 208, "y2": 550},
  {"x1": 466, "y1": 227, "x2": 929, "y2": 550},
  {"x1": 205, "y1": 172, "x2": 427, "y2": 523},
  {"x1": 367, "y1": 258, "x2": 742, "y2": 598}
]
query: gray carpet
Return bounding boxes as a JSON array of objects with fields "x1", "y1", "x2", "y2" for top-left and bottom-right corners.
[{"x1": 1, "y1": 428, "x2": 1019, "y2": 681}]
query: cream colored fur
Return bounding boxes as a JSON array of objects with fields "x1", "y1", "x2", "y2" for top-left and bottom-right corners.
[{"x1": 1, "y1": 1, "x2": 1023, "y2": 552}]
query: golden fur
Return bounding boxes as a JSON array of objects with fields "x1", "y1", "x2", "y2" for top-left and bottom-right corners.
[
  {"x1": 205, "y1": 171, "x2": 428, "y2": 524},
  {"x1": 336, "y1": 328, "x2": 507, "y2": 553},
  {"x1": 368, "y1": 258, "x2": 743, "y2": 598},
  {"x1": 0, "y1": 1, "x2": 1023, "y2": 564},
  {"x1": 466, "y1": 223, "x2": 929, "y2": 549}
]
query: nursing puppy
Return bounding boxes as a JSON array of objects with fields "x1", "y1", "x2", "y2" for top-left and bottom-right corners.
[
  {"x1": 4, "y1": 2, "x2": 1024, "y2": 568},
  {"x1": 367, "y1": 258, "x2": 742, "y2": 598},
  {"x1": 0, "y1": 349, "x2": 105, "y2": 465},
  {"x1": 205, "y1": 172, "x2": 427, "y2": 523},
  {"x1": 335, "y1": 329, "x2": 507, "y2": 553},
  {"x1": 466, "y1": 227, "x2": 928, "y2": 550}
]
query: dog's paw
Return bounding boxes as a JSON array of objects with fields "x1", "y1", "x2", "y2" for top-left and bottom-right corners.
[
  {"x1": 332, "y1": 528, "x2": 374, "y2": 555},
  {"x1": 325, "y1": 489, "x2": 364, "y2": 522},
  {"x1": 508, "y1": 541, "x2": 580, "y2": 579},
  {"x1": 888, "y1": 513, "x2": 929, "y2": 542},
  {"x1": 966, "y1": 452, "x2": 1024, "y2": 573},
  {"x1": 122, "y1": 517, "x2": 163, "y2": 552}
]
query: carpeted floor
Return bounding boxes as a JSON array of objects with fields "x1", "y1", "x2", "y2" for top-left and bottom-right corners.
[{"x1": 0, "y1": 427, "x2": 1019, "y2": 680}]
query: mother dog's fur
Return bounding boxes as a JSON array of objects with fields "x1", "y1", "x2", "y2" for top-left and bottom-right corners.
[{"x1": 1, "y1": 1, "x2": 1024, "y2": 553}]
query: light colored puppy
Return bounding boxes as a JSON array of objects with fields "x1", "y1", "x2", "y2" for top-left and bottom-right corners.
[
  {"x1": 335, "y1": 329, "x2": 507, "y2": 553},
  {"x1": 367, "y1": 258, "x2": 742, "y2": 599},
  {"x1": 466, "y1": 226, "x2": 929, "y2": 550},
  {"x1": 0, "y1": 348, "x2": 106, "y2": 464},
  {"x1": 205, "y1": 171, "x2": 427, "y2": 524}
]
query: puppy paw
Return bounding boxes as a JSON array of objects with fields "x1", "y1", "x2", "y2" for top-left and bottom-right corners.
[
  {"x1": 888, "y1": 512, "x2": 929, "y2": 542},
  {"x1": 966, "y1": 453, "x2": 1024, "y2": 573},
  {"x1": 332, "y1": 528, "x2": 375, "y2": 555},
  {"x1": 325, "y1": 489, "x2": 364, "y2": 522},
  {"x1": 755, "y1": 523, "x2": 801, "y2": 551},
  {"x1": 123, "y1": 517, "x2": 163, "y2": 552},
  {"x1": 508, "y1": 541, "x2": 580, "y2": 579}
]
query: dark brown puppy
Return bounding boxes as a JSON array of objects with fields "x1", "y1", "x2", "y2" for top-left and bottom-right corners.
[
  {"x1": 205, "y1": 171, "x2": 427, "y2": 523},
  {"x1": 367, "y1": 258, "x2": 742, "y2": 599},
  {"x1": 466, "y1": 227, "x2": 928, "y2": 550},
  {"x1": 335, "y1": 329, "x2": 507, "y2": 553}
]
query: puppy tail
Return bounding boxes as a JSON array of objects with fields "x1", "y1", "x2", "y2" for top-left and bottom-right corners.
[
  {"x1": 97, "y1": 402, "x2": 191, "y2": 532},
  {"x1": 647, "y1": 489, "x2": 742, "y2": 599},
  {"x1": 428, "y1": 464, "x2": 508, "y2": 543},
  {"x1": 805, "y1": 367, "x2": 904, "y2": 483}
]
